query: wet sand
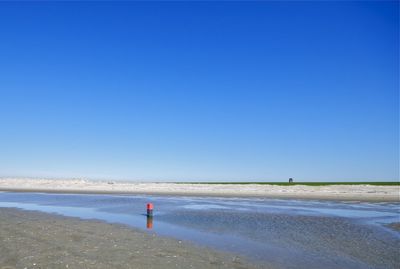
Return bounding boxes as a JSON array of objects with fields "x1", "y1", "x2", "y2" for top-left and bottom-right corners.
[
  {"x1": 387, "y1": 222, "x2": 400, "y2": 232},
  {"x1": 0, "y1": 208, "x2": 261, "y2": 269}
]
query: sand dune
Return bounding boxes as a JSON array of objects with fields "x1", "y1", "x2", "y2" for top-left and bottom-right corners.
[{"x1": 0, "y1": 178, "x2": 398, "y2": 201}]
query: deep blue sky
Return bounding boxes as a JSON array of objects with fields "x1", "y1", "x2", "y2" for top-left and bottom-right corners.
[{"x1": 0, "y1": 1, "x2": 398, "y2": 181}]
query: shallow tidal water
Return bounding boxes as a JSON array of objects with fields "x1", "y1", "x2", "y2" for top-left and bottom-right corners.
[{"x1": 0, "y1": 192, "x2": 399, "y2": 269}]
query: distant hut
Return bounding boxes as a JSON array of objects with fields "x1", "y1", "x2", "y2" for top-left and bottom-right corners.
[{"x1": 289, "y1": 178, "x2": 293, "y2": 184}]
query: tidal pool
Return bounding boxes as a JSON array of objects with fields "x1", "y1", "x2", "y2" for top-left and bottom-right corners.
[{"x1": 0, "y1": 192, "x2": 399, "y2": 269}]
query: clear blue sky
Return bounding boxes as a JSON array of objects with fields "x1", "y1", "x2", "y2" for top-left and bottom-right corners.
[{"x1": 0, "y1": 1, "x2": 398, "y2": 182}]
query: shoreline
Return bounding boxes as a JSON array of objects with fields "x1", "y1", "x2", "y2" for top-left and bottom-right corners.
[
  {"x1": 1, "y1": 197, "x2": 399, "y2": 269},
  {"x1": 0, "y1": 178, "x2": 399, "y2": 202},
  {"x1": 0, "y1": 207, "x2": 260, "y2": 269}
]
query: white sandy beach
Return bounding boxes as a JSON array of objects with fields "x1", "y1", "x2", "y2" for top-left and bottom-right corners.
[{"x1": 0, "y1": 178, "x2": 398, "y2": 201}]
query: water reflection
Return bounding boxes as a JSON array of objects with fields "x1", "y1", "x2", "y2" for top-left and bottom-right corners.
[{"x1": 146, "y1": 216, "x2": 153, "y2": 229}]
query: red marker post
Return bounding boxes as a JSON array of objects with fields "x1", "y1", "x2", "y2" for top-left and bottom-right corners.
[{"x1": 146, "y1": 203, "x2": 154, "y2": 217}]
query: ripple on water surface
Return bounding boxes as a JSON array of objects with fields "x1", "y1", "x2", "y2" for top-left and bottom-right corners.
[{"x1": 0, "y1": 192, "x2": 399, "y2": 269}]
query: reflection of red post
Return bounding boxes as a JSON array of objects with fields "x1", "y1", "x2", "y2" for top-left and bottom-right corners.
[
  {"x1": 146, "y1": 216, "x2": 153, "y2": 229},
  {"x1": 147, "y1": 203, "x2": 153, "y2": 217}
]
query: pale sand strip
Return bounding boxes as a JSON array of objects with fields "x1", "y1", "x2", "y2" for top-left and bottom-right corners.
[{"x1": 0, "y1": 178, "x2": 399, "y2": 202}]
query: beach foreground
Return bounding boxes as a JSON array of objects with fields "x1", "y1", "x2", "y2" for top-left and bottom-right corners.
[
  {"x1": 0, "y1": 178, "x2": 399, "y2": 201},
  {"x1": 0, "y1": 208, "x2": 259, "y2": 269}
]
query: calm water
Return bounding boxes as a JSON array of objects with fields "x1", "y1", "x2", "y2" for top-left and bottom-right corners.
[{"x1": 0, "y1": 192, "x2": 399, "y2": 269}]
